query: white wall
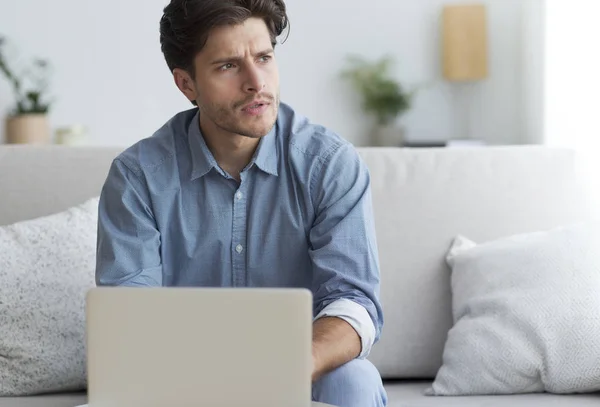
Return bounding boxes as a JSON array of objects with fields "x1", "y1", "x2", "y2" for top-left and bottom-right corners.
[
  {"x1": 0, "y1": 0, "x2": 538, "y2": 147},
  {"x1": 521, "y1": 0, "x2": 545, "y2": 145},
  {"x1": 544, "y1": 0, "x2": 600, "y2": 204},
  {"x1": 544, "y1": 0, "x2": 600, "y2": 149},
  {"x1": 0, "y1": 0, "x2": 188, "y2": 147}
]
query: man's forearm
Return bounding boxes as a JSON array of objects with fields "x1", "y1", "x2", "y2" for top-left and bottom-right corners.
[{"x1": 312, "y1": 316, "x2": 361, "y2": 382}]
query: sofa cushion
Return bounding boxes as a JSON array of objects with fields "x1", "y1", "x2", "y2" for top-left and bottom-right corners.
[
  {"x1": 358, "y1": 147, "x2": 597, "y2": 379},
  {"x1": 0, "y1": 386, "x2": 598, "y2": 407},
  {"x1": 383, "y1": 381, "x2": 600, "y2": 407},
  {"x1": 0, "y1": 146, "x2": 120, "y2": 226},
  {"x1": 0, "y1": 198, "x2": 99, "y2": 396},
  {"x1": 0, "y1": 393, "x2": 86, "y2": 407},
  {"x1": 428, "y1": 221, "x2": 600, "y2": 396}
]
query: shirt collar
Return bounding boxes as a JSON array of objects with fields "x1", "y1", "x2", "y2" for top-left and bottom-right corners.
[
  {"x1": 188, "y1": 110, "x2": 279, "y2": 180},
  {"x1": 252, "y1": 123, "x2": 278, "y2": 177},
  {"x1": 188, "y1": 110, "x2": 220, "y2": 180}
]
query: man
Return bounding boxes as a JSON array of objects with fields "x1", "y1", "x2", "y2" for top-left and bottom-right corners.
[{"x1": 95, "y1": 0, "x2": 387, "y2": 406}]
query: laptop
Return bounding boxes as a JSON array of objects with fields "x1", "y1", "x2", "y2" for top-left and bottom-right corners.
[{"x1": 83, "y1": 287, "x2": 313, "y2": 407}]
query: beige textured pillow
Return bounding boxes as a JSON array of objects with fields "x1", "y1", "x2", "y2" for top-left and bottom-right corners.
[
  {"x1": 0, "y1": 198, "x2": 99, "y2": 396},
  {"x1": 428, "y1": 221, "x2": 600, "y2": 396}
]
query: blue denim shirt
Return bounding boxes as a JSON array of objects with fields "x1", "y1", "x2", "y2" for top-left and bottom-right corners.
[{"x1": 96, "y1": 103, "x2": 383, "y2": 353}]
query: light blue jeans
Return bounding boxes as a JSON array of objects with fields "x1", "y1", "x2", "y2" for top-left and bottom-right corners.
[{"x1": 312, "y1": 359, "x2": 387, "y2": 407}]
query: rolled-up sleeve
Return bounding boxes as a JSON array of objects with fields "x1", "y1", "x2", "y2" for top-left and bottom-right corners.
[
  {"x1": 314, "y1": 298, "x2": 376, "y2": 359},
  {"x1": 95, "y1": 158, "x2": 163, "y2": 287},
  {"x1": 308, "y1": 142, "x2": 384, "y2": 357}
]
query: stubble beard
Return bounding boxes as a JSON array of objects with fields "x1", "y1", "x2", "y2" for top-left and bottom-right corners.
[{"x1": 200, "y1": 92, "x2": 280, "y2": 139}]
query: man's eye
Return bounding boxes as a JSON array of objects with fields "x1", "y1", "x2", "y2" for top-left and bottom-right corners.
[
  {"x1": 220, "y1": 63, "x2": 235, "y2": 71},
  {"x1": 259, "y1": 55, "x2": 272, "y2": 63}
]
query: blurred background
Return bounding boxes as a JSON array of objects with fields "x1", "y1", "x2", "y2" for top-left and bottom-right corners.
[{"x1": 0, "y1": 0, "x2": 597, "y2": 156}]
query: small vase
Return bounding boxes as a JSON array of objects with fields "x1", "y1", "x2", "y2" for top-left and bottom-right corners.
[
  {"x1": 55, "y1": 125, "x2": 88, "y2": 146},
  {"x1": 371, "y1": 123, "x2": 405, "y2": 147},
  {"x1": 5, "y1": 114, "x2": 51, "y2": 144}
]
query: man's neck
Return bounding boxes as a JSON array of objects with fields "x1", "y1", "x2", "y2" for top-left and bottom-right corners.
[{"x1": 199, "y1": 117, "x2": 260, "y2": 181}]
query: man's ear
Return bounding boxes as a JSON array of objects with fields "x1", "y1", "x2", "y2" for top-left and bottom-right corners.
[{"x1": 173, "y1": 68, "x2": 198, "y2": 104}]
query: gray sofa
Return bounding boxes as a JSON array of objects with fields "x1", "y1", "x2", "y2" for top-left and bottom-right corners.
[{"x1": 0, "y1": 145, "x2": 599, "y2": 407}]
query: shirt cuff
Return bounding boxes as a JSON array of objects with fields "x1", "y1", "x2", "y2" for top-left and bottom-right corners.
[{"x1": 314, "y1": 298, "x2": 376, "y2": 359}]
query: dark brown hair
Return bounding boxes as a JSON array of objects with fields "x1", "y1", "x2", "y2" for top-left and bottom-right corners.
[{"x1": 159, "y1": 0, "x2": 289, "y2": 76}]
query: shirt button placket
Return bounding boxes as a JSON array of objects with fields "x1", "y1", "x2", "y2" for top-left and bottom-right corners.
[{"x1": 231, "y1": 182, "x2": 247, "y2": 287}]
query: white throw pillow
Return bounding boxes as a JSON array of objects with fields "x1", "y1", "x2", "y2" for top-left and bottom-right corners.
[
  {"x1": 427, "y1": 221, "x2": 600, "y2": 396},
  {"x1": 0, "y1": 198, "x2": 99, "y2": 396}
]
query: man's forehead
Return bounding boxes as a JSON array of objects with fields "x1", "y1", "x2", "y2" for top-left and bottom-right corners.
[{"x1": 202, "y1": 18, "x2": 272, "y2": 55}]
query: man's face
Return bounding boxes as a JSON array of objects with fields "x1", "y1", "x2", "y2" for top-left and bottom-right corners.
[{"x1": 184, "y1": 17, "x2": 280, "y2": 139}]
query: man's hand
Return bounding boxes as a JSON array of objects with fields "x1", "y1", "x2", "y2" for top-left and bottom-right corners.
[{"x1": 311, "y1": 316, "x2": 361, "y2": 382}]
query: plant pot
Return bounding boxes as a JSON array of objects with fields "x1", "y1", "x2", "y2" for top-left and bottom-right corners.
[
  {"x1": 371, "y1": 123, "x2": 405, "y2": 147},
  {"x1": 5, "y1": 114, "x2": 51, "y2": 144}
]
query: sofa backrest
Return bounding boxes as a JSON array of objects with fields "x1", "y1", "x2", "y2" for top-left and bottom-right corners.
[
  {"x1": 0, "y1": 145, "x2": 596, "y2": 380},
  {"x1": 0, "y1": 146, "x2": 121, "y2": 226},
  {"x1": 359, "y1": 146, "x2": 597, "y2": 379}
]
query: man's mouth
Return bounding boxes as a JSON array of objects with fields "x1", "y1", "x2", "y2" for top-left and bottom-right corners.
[
  {"x1": 242, "y1": 101, "x2": 269, "y2": 110},
  {"x1": 241, "y1": 101, "x2": 270, "y2": 116}
]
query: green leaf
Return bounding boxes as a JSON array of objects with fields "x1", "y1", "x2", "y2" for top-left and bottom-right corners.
[
  {"x1": 0, "y1": 34, "x2": 53, "y2": 115},
  {"x1": 341, "y1": 55, "x2": 413, "y2": 125}
]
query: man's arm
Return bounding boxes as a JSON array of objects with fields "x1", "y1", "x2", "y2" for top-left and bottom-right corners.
[
  {"x1": 96, "y1": 157, "x2": 162, "y2": 287},
  {"x1": 308, "y1": 141, "x2": 384, "y2": 378},
  {"x1": 312, "y1": 316, "x2": 361, "y2": 382}
]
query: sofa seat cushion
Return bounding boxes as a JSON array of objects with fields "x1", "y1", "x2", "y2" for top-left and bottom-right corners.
[
  {"x1": 1, "y1": 385, "x2": 599, "y2": 407},
  {"x1": 0, "y1": 393, "x2": 86, "y2": 407},
  {"x1": 383, "y1": 381, "x2": 600, "y2": 407}
]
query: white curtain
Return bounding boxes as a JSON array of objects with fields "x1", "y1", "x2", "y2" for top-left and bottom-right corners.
[{"x1": 544, "y1": 0, "x2": 600, "y2": 208}]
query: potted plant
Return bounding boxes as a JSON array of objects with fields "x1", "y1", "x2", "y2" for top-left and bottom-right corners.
[
  {"x1": 341, "y1": 55, "x2": 414, "y2": 146},
  {"x1": 0, "y1": 36, "x2": 53, "y2": 144}
]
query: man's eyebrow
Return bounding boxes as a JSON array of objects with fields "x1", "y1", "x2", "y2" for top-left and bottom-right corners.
[{"x1": 210, "y1": 49, "x2": 274, "y2": 65}]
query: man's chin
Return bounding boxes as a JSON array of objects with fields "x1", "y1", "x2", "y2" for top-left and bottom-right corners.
[
  {"x1": 236, "y1": 116, "x2": 277, "y2": 138},
  {"x1": 238, "y1": 124, "x2": 275, "y2": 139}
]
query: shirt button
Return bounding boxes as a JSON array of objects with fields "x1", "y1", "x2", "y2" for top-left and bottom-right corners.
[
  {"x1": 235, "y1": 191, "x2": 243, "y2": 200},
  {"x1": 235, "y1": 244, "x2": 243, "y2": 254}
]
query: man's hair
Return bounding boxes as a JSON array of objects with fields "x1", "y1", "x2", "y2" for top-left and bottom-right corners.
[{"x1": 159, "y1": 0, "x2": 289, "y2": 76}]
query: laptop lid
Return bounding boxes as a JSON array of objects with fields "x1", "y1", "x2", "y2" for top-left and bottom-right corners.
[{"x1": 85, "y1": 287, "x2": 313, "y2": 407}]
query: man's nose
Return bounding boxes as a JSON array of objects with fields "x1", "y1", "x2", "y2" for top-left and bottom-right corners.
[{"x1": 243, "y1": 65, "x2": 265, "y2": 93}]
